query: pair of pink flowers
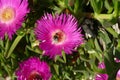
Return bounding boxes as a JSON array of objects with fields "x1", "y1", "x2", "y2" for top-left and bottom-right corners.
[
  {"x1": 95, "y1": 61, "x2": 120, "y2": 80},
  {"x1": 0, "y1": 0, "x2": 83, "y2": 58},
  {"x1": 0, "y1": 0, "x2": 84, "y2": 80}
]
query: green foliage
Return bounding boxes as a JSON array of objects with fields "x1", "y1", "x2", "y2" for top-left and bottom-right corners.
[{"x1": 0, "y1": 0, "x2": 120, "y2": 79}]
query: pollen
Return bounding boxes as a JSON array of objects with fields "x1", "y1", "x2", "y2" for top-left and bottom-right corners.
[{"x1": 0, "y1": 7, "x2": 15, "y2": 23}]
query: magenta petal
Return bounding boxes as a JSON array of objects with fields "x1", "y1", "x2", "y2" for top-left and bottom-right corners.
[
  {"x1": 0, "y1": 0, "x2": 29, "y2": 39},
  {"x1": 95, "y1": 62, "x2": 108, "y2": 80},
  {"x1": 15, "y1": 57, "x2": 52, "y2": 80},
  {"x1": 95, "y1": 74, "x2": 108, "y2": 80},
  {"x1": 116, "y1": 69, "x2": 120, "y2": 79},
  {"x1": 35, "y1": 13, "x2": 84, "y2": 58}
]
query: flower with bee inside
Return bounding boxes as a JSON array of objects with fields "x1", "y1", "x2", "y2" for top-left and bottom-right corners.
[{"x1": 35, "y1": 13, "x2": 84, "y2": 58}]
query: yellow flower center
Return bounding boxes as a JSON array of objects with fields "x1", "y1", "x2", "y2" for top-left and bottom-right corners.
[
  {"x1": 52, "y1": 30, "x2": 66, "y2": 45},
  {"x1": 0, "y1": 7, "x2": 15, "y2": 23}
]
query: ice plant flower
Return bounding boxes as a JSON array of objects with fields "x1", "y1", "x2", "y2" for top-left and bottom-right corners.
[
  {"x1": 15, "y1": 57, "x2": 52, "y2": 80},
  {"x1": 115, "y1": 58, "x2": 120, "y2": 80},
  {"x1": 0, "y1": 0, "x2": 29, "y2": 39},
  {"x1": 95, "y1": 61, "x2": 120, "y2": 80},
  {"x1": 116, "y1": 70, "x2": 120, "y2": 80},
  {"x1": 35, "y1": 13, "x2": 84, "y2": 58},
  {"x1": 95, "y1": 62, "x2": 108, "y2": 80}
]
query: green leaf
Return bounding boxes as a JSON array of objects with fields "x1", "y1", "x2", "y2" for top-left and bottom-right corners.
[
  {"x1": 4, "y1": 39, "x2": 10, "y2": 56},
  {"x1": 26, "y1": 46, "x2": 42, "y2": 54},
  {"x1": 0, "y1": 39, "x2": 4, "y2": 49},
  {"x1": 113, "y1": 0, "x2": 119, "y2": 17},
  {"x1": 98, "y1": 30, "x2": 111, "y2": 45},
  {"x1": 62, "y1": 51, "x2": 66, "y2": 63},
  {"x1": 105, "y1": 27, "x2": 118, "y2": 38},
  {"x1": 94, "y1": 38, "x2": 102, "y2": 52},
  {"x1": 29, "y1": 30, "x2": 36, "y2": 43},
  {"x1": 88, "y1": 49, "x2": 103, "y2": 62},
  {"x1": 54, "y1": 55, "x2": 65, "y2": 63},
  {"x1": 104, "y1": 0, "x2": 113, "y2": 13},
  {"x1": 85, "y1": 39, "x2": 94, "y2": 51},
  {"x1": 74, "y1": 0, "x2": 79, "y2": 13},
  {"x1": 117, "y1": 39, "x2": 120, "y2": 48},
  {"x1": 53, "y1": 64, "x2": 59, "y2": 75},
  {"x1": 65, "y1": 0, "x2": 73, "y2": 12},
  {"x1": 0, "y1": 39, "x2": 5, "y2": 53},
  {"x1": 90, "y1": 0, "x2": 103, "y2": 13}
]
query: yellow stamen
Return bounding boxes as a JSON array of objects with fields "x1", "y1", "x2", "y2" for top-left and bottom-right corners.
[{"x1": 0, "y1": 7, "x2": 15, "y2": 23}]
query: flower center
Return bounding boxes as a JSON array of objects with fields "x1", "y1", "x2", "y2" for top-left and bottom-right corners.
[
  {"x1": 52, "y1": 30, "x2": 66, "y2": 45},
  {"x1": 28, "y1": 72, "x2": 42, "y2": 80},
  {"x1": 116, "y1": 77, "x2": 120, "y2": 80},
  {"x1": 0, "y1": 7, "x2": 15, "y2": 23}
]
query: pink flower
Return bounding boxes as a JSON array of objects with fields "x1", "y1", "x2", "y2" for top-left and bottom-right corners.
[
  {"x1": 95, "y1": 62, "x2": 108, "y2": 80},
  {"x1": 116, "y1": 70, "x2": 120, "y2": 80},
  {"x1": 0, "y1": 0, "x2": 29, "y2": 39},
  {"x1": 95, "y1": 62, "x2": 120, "y2": 80},
  {"x1": 15, "y1": 57, "x2": 52, "y2": 80},
  {"x1": 35, "y1": 13, "x2": 84, "y2": 58}
]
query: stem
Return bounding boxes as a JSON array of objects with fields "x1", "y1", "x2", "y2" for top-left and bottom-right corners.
[{"x1": 6, "y1": 34, "x2": 24, "y2": 58}]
